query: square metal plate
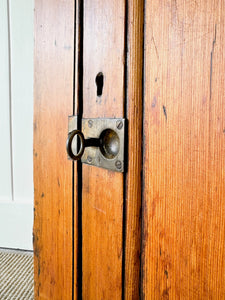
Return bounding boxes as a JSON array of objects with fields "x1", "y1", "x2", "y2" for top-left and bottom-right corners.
[{"x1": 68, "y1": 116, "x2": 125, "y2": 172}]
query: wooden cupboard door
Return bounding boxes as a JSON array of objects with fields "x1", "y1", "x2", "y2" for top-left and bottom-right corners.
[
  {"x1": 34, "y1": 0, "x2": 143, "y2": 299},
  {"x1": 142, "y1": 1, "x2": 225, "y2": 299}
]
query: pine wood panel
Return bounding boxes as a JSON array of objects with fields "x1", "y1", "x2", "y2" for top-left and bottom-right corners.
[
  {"x1": 82, "y1": 1, "x2": 125, "y2": 298},
  {"x1": 124, "y1": 0, "x2": 144, "y2": 298},
  {"x1": 33, "y1": 0, "x2": 74, "y2": 298},
  {"x1": 142, "y1": 1, "x2": 225, "y2": 299}
]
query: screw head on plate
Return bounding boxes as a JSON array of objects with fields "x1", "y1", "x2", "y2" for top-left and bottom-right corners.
[
  {"x1": 88, "y1": 120, "x2": 93, "y2": 128},
  {"x1": 87, "y1": 156, "x2": 92, "y2": 163},
  {"x1": 116, "y1": 120, "x2": 123, "y2": 130},
  {"x1": 115, "y1": 160, "x2": 122, "y2": 169}
]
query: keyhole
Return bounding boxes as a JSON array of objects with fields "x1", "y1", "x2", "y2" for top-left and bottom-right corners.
[{"x1": 95, "y1": 72, "x2": 104, "y2": 96}]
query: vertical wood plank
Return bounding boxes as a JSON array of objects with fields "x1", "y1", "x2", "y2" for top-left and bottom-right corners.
[
  {"x1": 0, "y1": 0, "x2": 12, "y2": 202},
  {"x1": 142, "y1": 0, "x2": 225, "y2": 298},
  {"x1": 125, "y1": 0, "x2": 144, "y2": 298},
  {"x1": 33, "y1": 0, "x2": 74, "y2": 298},
  {"x1": 82, "y1": 1, "x2": 125, "y2": 298}
]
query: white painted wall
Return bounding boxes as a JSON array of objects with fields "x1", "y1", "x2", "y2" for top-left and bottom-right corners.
[
  {"x1": 0, "y1": 0, "x2": 12, "y2": 203},
  {"x1": 0, "y1": 0, "x2": 34, "y2": 250}
]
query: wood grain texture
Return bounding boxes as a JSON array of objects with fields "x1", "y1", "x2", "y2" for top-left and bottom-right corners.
[
  {"x1": 33, "y1": 0, "x2": 74, "y2": 298},
  {"x1": 82, "y1": 0, "x2": 125, "y2": 298},
  {"x1": 142, "y1": 0, "x2": 225, "y2": 299},
  {"x1": 124, "y1": 0, "x2": 144, "y2": 299}
]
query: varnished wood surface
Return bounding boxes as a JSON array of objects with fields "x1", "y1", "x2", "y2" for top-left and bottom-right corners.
[
  {"x1": 33, "y1": 0, "x2": 74, "y2": 298},
  {"x1": 124, "y1": 0, "x2": 144, "y2": 299},
  {"x1": 142, "y1": 1, "x2": 225, "y2": 299},
  {"x1": 82, "y1": 0, "x2": 125, "y2": 298}
]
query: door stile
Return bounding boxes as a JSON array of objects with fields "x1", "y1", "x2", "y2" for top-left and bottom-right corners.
[{"x1": 33, "y1": 0, "x2": 75, "y2": 298}]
